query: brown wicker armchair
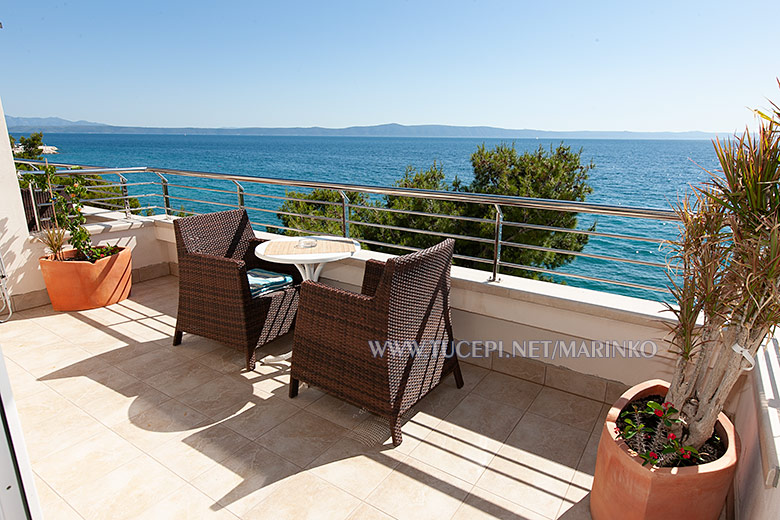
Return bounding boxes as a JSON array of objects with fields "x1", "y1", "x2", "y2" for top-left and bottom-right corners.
[
  {"x1": 289, "y1": 239, "x2": 463, "y2": 446},
  {"x1": 173, "y1": 210, "x2": 301, "y2": 370}
]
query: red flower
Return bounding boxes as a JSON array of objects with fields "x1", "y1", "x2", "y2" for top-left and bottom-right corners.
[
  {"x1": 679, "y1": 448, "x2": 685, "y2": 453},
  {"x1": 648, "y1": 452, "x2": 658, "y2": 459},
  {"x1": 654, "y1": 409, "x2": 664, "y2": 417},
  {"x1": 683, "y1": 452, "x2": 691, "y2": 459},
  {"x1": 663, "y1": 402, "x2": 673, "y2": 408},
  {"x1": 645, "y1": 434, "x2": 651, "y2": 439},
  {"x1": 667, "y1": 433, "x2": 676, "y2": 440},
  {"x1": 614, "y1": 427, "x2": 620, "y2": 434}
]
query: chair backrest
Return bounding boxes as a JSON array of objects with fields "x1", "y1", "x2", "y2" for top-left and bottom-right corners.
[
  {"x1": 381, "y1": 239, "x2": 454, "y2": 344},
  {"x1": 174, "y1": 209, "x2": 255, "y2": 260}
]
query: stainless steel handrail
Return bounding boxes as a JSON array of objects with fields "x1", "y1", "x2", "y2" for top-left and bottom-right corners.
[
  {"x1": 15, "y1": 159, "x2": 678, "y2": 220},
  {"x1": 14, "y1": 158, "x2": 678, "y2": 296}
]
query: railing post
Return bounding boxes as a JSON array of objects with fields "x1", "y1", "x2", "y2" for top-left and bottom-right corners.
[
  {"x1": 233, "y1": 180, "x2": 245, "y2": 210},
  {"x1": 155, "y1": 172, "x2": 171, "y2": 217},
  {"x1": 490, "y1": 204, "x2": 503, "y2": 282},
  {"x1": 339, "y1": 190, "x2": 349, "y2": 237},
  {"x1": 118, "y1": 174, "x2": 131, "y2": 218},
  {"x1": 28, "y1": 185, "x2": 41, "y2": 231}
]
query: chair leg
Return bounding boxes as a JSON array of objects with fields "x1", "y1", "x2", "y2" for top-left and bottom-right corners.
[
  {"x1": 391, "y1": 415, "x2": 403, "y2": 446},
  {"x1": 172, "y1": 330, "x2": 183, "y2": 346},
  {"x1": 453, "y1": 360, "x2": 464, "y2": 389},
  {"x1": 289, "y1": 377, "x2": 299, "y2": 398},
  {"x1": 246, "y1": 348, "x2": 256, "y2": 371}
]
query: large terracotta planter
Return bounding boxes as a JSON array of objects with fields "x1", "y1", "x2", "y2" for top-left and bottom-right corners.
[
  {"x1": 39, "y1": 247, "x2": 132, "y2": 311},
  {"x1": 590, "y1": 379, "x2": 738, "y2": 520}
]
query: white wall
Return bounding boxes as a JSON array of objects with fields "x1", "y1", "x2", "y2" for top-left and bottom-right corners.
[{"x1": 0, "y1": 97, "x2": 41, "y2": 305}]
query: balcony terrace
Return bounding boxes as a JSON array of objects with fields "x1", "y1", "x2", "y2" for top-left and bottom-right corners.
[
  {"x1": 2, "y1": 119, "x2": 779, "y2": 519},
  {"x1": 2, "y1": 275, "x2": 605, "y2": 520}
]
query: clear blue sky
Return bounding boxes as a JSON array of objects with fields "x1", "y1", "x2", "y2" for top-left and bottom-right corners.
[{"x1": 1, "y1": 1, "x2": 778, "y2": 132}]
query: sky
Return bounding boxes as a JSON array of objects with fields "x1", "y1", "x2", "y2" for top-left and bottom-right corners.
[{"x1": 1, "y1": 1, "x2": 779, "y2": 132}]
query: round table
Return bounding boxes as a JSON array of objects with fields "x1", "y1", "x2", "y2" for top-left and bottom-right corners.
[{"x1": 254, "y1": 235, "x2": 361, "y2": 282}]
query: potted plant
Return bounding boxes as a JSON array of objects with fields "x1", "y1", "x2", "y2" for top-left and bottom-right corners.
[
  {"x1": 591, "y1": 88, "x2": 780, "y2": 520},
  {"x1": 34, "y1": 164, "x2": 132, "y2": 311}
]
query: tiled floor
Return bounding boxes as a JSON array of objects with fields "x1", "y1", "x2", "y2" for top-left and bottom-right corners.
[{"x1": 1, "y1": 276, "x2": 605, "y2": 520}]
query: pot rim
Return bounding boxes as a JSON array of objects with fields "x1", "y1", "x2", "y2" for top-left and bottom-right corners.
[
  {"x1": 605, "y1": 378, "x2": 739, "y2": 476},
  {"x1": 39, "y1": 246, "x2": 129, "y2": 264}
]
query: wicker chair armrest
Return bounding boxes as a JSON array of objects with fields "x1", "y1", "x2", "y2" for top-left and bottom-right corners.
[
  {"x1": 178, "y1": 252, "x2": 251, "y2": 302},
  {"x1": 295, "y1": 281, "x2": 386, "y2": 351},
  {"x1": 299, "y1": 280, "x2": 375, "y2": 313},
  {"x1": 361, "y1": 259, "x2": 386, "y2": 296},
  {"x1": 183, "y1": 252, "x2": 246, "y2": 272}
]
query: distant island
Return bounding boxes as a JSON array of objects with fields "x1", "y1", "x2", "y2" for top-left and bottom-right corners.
[{"x1": 5, "y1": 115, "x2": 720, "y2": 140}]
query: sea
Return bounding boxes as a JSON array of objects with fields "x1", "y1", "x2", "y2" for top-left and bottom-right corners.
[{"x1": 26, "y1": 133, "x2": 722, "y2": 302}]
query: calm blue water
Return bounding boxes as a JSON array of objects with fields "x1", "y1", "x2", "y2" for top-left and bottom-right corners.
[{"x1": 30, "y1": 133, "x2": 721, "y2": 301}]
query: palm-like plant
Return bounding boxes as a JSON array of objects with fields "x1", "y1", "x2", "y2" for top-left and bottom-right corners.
[{"x1": 664, "y1": 84, "x2": 780, "y2": 456}]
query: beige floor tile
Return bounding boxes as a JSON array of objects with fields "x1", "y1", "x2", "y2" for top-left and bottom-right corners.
[
  {"x1": 3, "y1": 357, "x2": 48, "y2": 400},
  {"x1": 527, "y1": 387, "x2": 604, "y2": 432},
  {"x1": 593, "y1": 403, "x2": 610, "y2": 434},
  {"x1": 113, "y1": 346, "x2": 182, "y2": 379},
  {"x1": 0, "y1": 324, "x2": 66, "y2": 353},
  {"x1": 457, "y1": 361, "x2": 492, "y2": 392},
  {"x1": 40, "y1": 357, "x2": 138, "y2": 406},
  {"x1": 452, "y1": 485, "x2": 550, "y2": 520},
  {"x1": 109, "y1": 317, "x2": 174, "y2": 342},
  {"x1": 257, "y1": 410, "x2": 347, "y2": 467},
  {"x1": 15, "y1": 386, "x2": 75, "y2": 428},
  {"x1": 345, "y1": 503, "x2": 395, "y2": 520},
  {"x1": 193, "y1": 346, "x2": 246, "y2": 373},
  {"x1": 409, "y1": 393, "x2": 525, "y2": 484},
  {"x1": 190, "y1": 442, "x2": 300, "y2": 517},
  {"x1": 504, "y1": 412, "x2": 591, "y2": 472},
  {"x1": 62, "y1": 455, "x2": 187, "y2": 520},
  {"x1": 71, "y1": 332, "x2": 135, "y2": 357},
  {"x1": 34, "y1": 429, "x2": 144, "y2": 496},
  {"x1": 221, "y1": 395, "x2": 299, "y2": 440},
  {"x1": 148, "y1": 424, "x2": 252, "y2": 482},
  {"x1": 12, "y1": 342, "x2": 94, "y2": 378},
  {"x1": 169, "y1": 334, "x2": 223, "y2": 359},
  {"x1": 136, "y1": 484, "x2": 240, "y2": 519},
  {"x1": 176, "y1": 374, "x2": 260, "y2": 420},
  {"x1": 77, "y1": 304, "x2": 147, "y2": 326},
  {"x1": 545, "y1": 365, "x2": 606, "y2": 403},
  {"x1": 21, "y1": 400, "x2": 108, "y2": 465},
  {"x1": 0, "y1": 317, "x2": 52, "y2": 342},
  {"x1": 474, "y1": 413, "x2": 590, "y2": 519},
  {"x1": 33, "y1": 474, "x2": 84, "y2": 520},
  {"x1": 557, "y1": 490, "x2": 592, "y2": 520},
  {"x1": 307, "y1": 436, "x2": 404, "y2": 499},
  {"x1": 243, "y1": 472, "x2": 361, "y2": 520},
  {"x1": 472, "y1": 370, "x2": 543, "y2": 411},
  {"x1": 412, "y1": 378, "x2": 470, "y2": 421},
  {"x1": 366, "y1": 456, "x2": 471, "y2": 520},
  {"x1": 232, "y1": 361, "x2": 291, "y2": 395},
  {"x1": 79, "y1": 379, "x2": 172, "y2": 427},
  {"x1": 99, "y1": 340, "x2": 165, "y2": 365},
  {"x1": 111, "y1": 398, "x2": 211, "y2": 452},
  {"x1": 283, "y1": 382, "x2": 325, "y2": 408},
  {"x1": 143, "y1": 359, "x2": 222, "y2": 397},
  {"x1": 306, "y1": 394, "x2": 371, "y2": 429}
]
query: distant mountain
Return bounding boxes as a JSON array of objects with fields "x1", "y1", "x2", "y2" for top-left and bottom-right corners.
[
  {"x1": 6, "y1": 116, "x2": 109, "y2": 128},
  {"x1": 5, "y1": 116, "x2": 719, "y2": 140}
]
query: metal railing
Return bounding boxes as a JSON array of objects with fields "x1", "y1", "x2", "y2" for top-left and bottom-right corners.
[{"x1": 15, "y1": 158, "x2": 679, "y2": 296}]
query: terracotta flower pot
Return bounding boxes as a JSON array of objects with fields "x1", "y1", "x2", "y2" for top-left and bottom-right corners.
[
  {"x1": 39, "y1": 247, "x2": 132, "y2": 311},
  {"x1": 590, "y1": 379, "x2": 739, "y2": 520}
]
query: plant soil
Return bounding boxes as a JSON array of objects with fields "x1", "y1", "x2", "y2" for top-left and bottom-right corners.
[
  {"x1": 617, "y1": 394, "x2": 726, "y2": 467},
  {"x1": 63, "y1": 245, "x2": 121, "y2": 263}
]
